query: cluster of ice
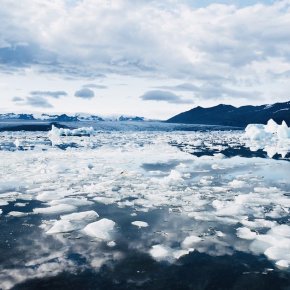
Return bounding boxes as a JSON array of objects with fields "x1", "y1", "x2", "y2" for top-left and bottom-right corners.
[
  {"x1": 1, "y1": 127, "x2": 290, "y2": 289},
  {"x1": 46, "y1": 211, "x2": 99, "y2": 234},
  {"x1": 47, "y1": 125, "x2": 94, "y2": 146},
  {"x1": 245, "y1": 119, "x2": 290, "y2": 158}
]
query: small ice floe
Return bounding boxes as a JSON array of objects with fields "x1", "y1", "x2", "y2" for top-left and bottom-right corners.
[
  {"x1": 33, "y1": 204, "x2": 76, "y2": 215},
  {"x1": 83, "y1": 218, "x2": 116, "y2": 240},
  {"x1": 236, "y1": 227, "x2": 257, "y2": 240},
  {"x1": 149, "y1": 245, "x2": 170, "y2": 261},
  {"x1": 14, "y1": 202, "x2": 27, "y2": 207},
  {"x1": 14, "y1": 138, "x2": 21, "y2": 149},
  {"x1": 228, "y1": 179, "x2": 246, "y2": 188},
  {"x1": 149, "y1": 244, "x2": 193, "y2": 262},
  {"x1": 182, "y1": 235, "x2": 202, "y2": 249},
  {"x1": 49, "y1": 125, "x2": 94, "y2": 137},
  {"x1": 131, "y1": 221, "x2": 149, "y2": 228},
  {"x1": 7, "y1": 211, "x2": 28, "y2": 217},
  {"x1": 107, "y1": 241, "x2": 116, "y2": 247},
  {"x1": 276, "y1": 260, "x2": 289, "y2": 269},
  {"x1": 61, "y1": 211, "x2": 99, "y2": 221},
  {"x1": 46, "y1": 211, "x2": 99, "y2": 234}
]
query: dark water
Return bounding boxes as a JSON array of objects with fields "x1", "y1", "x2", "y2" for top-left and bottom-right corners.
[{"x1": 1, "y1": 200, "x2": 289, "y2": 290}]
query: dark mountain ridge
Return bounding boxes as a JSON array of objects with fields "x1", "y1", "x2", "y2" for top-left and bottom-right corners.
[{"x1": 167, "y1": 101, "x2": 290, "y2": 127}]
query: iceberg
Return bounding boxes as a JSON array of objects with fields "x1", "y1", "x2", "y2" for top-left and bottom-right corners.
[{"x1": 244, "y1": 119, "x2": 290, "y2": 158}]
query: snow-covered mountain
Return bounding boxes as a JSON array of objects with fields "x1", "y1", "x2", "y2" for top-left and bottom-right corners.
[{"x1": 0, "y1": 113, "x2": 145, "y2": 122}]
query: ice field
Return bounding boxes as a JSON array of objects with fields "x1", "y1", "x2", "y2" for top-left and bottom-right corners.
[{"x1": 0, "y1": 121, "x2": 290, "y2": 289}]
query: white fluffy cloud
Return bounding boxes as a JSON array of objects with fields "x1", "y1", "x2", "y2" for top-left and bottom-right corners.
[{"x1": 0, "y1": 0, "x2": 290, "y2": 114}]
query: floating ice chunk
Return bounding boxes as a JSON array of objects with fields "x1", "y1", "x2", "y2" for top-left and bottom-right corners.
[
  {"x1": 7, "y1": 211, "x2": 28, "y2": 217},
  {"x1": 107, "y1": 241, "x2": 116, "y2": 247},
  {"x1": 236, "y1": 227, "x2": 257, "y2": 240},
  {"x1": 0, "y1": 201, "x2": 8, "y2": 206},
  {"x1": 269, "y1": 224, "x2": 290, "y2": 238},
  {"x1": 276, "y1": 260, "x2": 289, "y2": 268},
  {"x1": 163, "y1": 170, "x2": 184, "y2": 183},
  {"x1": 241, "y1": 219, "x2": 276, "y2": 229},
  {"x1": 49, "y1": 198, "x2": 93, "y2": 207},
  {"x1": 15, "y1": 202, "x2": 27, "y2": 207},
  {"x1": 33, "y1": 204, "x2": 76, "y2": 215},
  {"x1": 228, "y1": 179, "x2": 246, "y2": 188},
  {"x1": 244, "y1": 119, "x2": 290, "y2": 158},
  {"x1": 182, "y1": 235, "x2": 202, "y2": 249},
  {"x1": 48, "y1": 125, "x2": 95, "y2": 137},
  {"x1": 264, "y1": 247, "x2": 290, "y2": 261},
  {"x1": 149, "y1": 245, "x2": 170, "y2": 261},
  {"x1": 131, "y1": 221, "x2": 149, "y2": 228},
  {"x1": 60, "y1": 211, "x2": 99, "y2": 221},
  {"x1": 173, "y1": 249, "x2": 192, "y2": 259},
  {"x1": 83, "y1": 218, "x2": 116, "y2": 240},
  {"x1": 93, "y1": 196, "x2": 117, "y2": 205},
  {"x1": 46, "y1": 220, "x2": 77, "y2": 234},
  {"x1": 14, "y1": 139, "x2": 21, "y2": 148},
  {"x1": 46, "y1": 211, "x2": 99, "y2": 234}
]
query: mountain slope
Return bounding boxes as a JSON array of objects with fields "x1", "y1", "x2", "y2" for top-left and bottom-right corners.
[{"x1": 167, "y1": 101, "x2": 290, "y2": 127}]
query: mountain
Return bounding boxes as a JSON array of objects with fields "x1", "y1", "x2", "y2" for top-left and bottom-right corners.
[
  {"x1": 0, "y1": 113, "x2": 146, "y2": 122},
  {"x1": 118, "y1": 116, "x2": 144, "y2": 121},
  {"x1": 167, "y1": 101, "x2": 290, "y2": 127}
]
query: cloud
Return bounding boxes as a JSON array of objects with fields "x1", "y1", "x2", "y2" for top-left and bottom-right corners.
[
  {"x1": 140, "y1": 90, "x2": 193, "y2": 104},
  {"x1": 0, "y1": 1, "x2": 290, "y2": 103},
  {"x1": 156, "y1": 82, "x2": 261, "y2": 100},
  {"x1": 30, "y1": 90, "x2": 67, "y2": 98},
  {"x1": 74, "y1": 88, "x2": 95, "y2": 99},
  {"x1": 12, "y1": 94, "x2": 55, "y2": 108},
  {"x1": 156, "y1": 83, "x2": 199, "y2": 92},
  {"x1": 12, "y1": 96, "x2": 24, "y2": 102},
  {"x1": 24, "y1": 96, "x2": 53, "y2": 108},
  {"x1": 82, "y1": 84, "x2": 107, "y2": 89}
]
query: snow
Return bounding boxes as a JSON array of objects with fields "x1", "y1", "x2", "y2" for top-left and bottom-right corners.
[
  {"x1": 131, "y1": 221, "x2": 149, "y2": 228},
  {"x1": 83, "y1": 218, "x2": 116, "y2": 240}
]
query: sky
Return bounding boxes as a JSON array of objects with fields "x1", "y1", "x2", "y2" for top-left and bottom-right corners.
[{"x1": 0, "y1": 0, "x2": 290, "y2": 120}]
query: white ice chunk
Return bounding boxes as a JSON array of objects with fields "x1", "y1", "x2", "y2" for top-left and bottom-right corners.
[
  {"x1": 83, "y1": 218, "x2": 116, "y2": 240},
  {"x1": 131, "y1": 221, "x2": 149, "y2": 228},
  {"x1": 46, "y1": 220, "x2": 78, "y2": 234},
  {"x1": 60, "y1": 210, "x2": 99, "y2": 221},
  {"x1": 182, "y1": 235, "x2": 202, "y2": 249},
  {"x1": 7, "y1": 211, "x2": 28, "y2": 217},
  {"x1": 276, "y1": 260, "x2": 289, "y2": 268},
  {"x1": 236, "y1": 227, "x2": 257, "y2": 240},
  {"x1": 149, "y1": 245, "x2": 170, "y2": 261},
  {"x1": 33, "y1": 204, "x2": 76, "y2": 215}
]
